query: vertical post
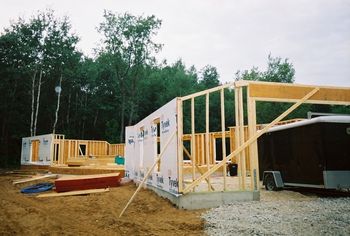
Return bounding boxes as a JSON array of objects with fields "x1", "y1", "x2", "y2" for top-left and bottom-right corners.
[
  {"x1": 177, "y1": 98, "x2": 184, "y2": 193},
  {"x1": 234, "y1": 88, "x2": 242, "y2": 189},
  {"x1": 74, "y1": 140, "x2": 79, "y2": 158},
  {"x1": 52, "y1": 135, "x2": 56, "y2": 164},
  {"x1": 201, "y1": 134, "x2": 205, "y2": 165},
  {"x1": 205, "y1": 92, "x2": 211, "y2": 191},
  {"x1": 61, "y1": 135, "x2": 65, "y2": 164},
  {"x1": 68, "y1": 140, "x2": 71, "y2": 161},
  {"x1": 50, "y1": 134, "x2": 55, "y2": 164},
  {"x1": 191, "y1": 97, "x2": 196, "y2": 187},
  {"x1": 238, "y1": 87, "x2": 247, "y2": 190},
  {"x1": 212, "y1": 134, "x2": 216, "y2": 164},
  {"x1": 247, "y1": 88, "x2": 259, "y2": 191},
  {"x1": 220, "y1": 89, "x2": 227, "y2": 191}
]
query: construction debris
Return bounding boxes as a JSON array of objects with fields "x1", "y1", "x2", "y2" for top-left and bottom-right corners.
[
  {"x1": 36, "y1": 188, "x2": 110, "y2": 198},
  {"x1": 12, "y1": 174, "x2": 58, "y2": 185}
]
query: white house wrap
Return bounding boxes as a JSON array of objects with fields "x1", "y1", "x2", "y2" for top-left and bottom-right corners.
[{"x1": 125, "y1": 98, "x2": 179, "y2": 194}]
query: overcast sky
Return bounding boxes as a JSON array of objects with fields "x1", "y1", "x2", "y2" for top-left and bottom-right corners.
[{"x1": 1, "y1": 0, "x2": 349, "y2": 86}]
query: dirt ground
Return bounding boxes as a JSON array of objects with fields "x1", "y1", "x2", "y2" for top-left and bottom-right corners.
[{"x1": 0, "y1": 172, "x2": 204, "y2": 236}]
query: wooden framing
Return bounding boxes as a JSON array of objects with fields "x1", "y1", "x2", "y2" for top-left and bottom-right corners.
[
  {"x1": 176, "y1": 80, "x2": 349, "y2": 194},
  {"x1": 61, "y1": 139, "x2": 125, "y2": 166}
]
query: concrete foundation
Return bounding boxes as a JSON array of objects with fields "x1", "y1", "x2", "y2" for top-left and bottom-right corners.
[{"x1": 147, "y1": 184, "x2": 260, "y2": 210}]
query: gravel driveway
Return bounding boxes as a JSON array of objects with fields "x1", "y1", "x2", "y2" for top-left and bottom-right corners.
[{"x1": 202, "y1": 190, "x2": 350, "y2": 236}]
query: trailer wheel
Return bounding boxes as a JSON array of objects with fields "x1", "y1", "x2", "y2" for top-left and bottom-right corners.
[{"x1": 265, "y1": 174, "x2": 278, "y2": 191}]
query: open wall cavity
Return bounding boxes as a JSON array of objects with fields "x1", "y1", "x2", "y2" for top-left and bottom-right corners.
[
  {"x1": 21, "y1": 134, "x2": 125, "y2": 166},
  {"x1": 178, "y1": 81, "x2": 350, "y2": 195},
  {"x1": 126, "y1": 80, "x2": 349, "y2": 207}
]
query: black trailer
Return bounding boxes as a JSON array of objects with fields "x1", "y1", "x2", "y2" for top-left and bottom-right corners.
[{"x1": 258, "y1": 116, "x2": 350, "y2": 191}]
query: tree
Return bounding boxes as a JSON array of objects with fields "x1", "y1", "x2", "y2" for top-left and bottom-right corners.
[
  {"x1": 234, "y1": 55, "x2": 308, "y2": 124},
  {"x1": 199, "y1": 65, "x2": 220, "y2": 89},
  {"x1": 97, "y1": 11, "x2": 162, "y2": 142},
  {"x1": 2, "y1": 9, "x2": 79, "y2": 136}
]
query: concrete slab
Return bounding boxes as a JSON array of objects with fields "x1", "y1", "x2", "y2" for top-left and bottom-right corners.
[{"x1": 147, "y1": 184, "x2": 260, "y2": 210}]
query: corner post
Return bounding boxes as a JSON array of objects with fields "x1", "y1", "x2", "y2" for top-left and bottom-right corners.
[
  {"x1": 177, "y1": 98, "x2": 184, "y2": 193},
  {"x1": 247, "y1": 86, "x2": 259, "y2": 191}
]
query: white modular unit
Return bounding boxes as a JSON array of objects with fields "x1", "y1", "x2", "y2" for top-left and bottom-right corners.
[
  {"x1": 125, "y1": 98, "x2": 179, "y2": 194},
  {"x1": 21, "y1": 134, "x2": 53, "y2": 166}
]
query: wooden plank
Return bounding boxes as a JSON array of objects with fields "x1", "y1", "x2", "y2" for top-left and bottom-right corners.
[
  {"x1": 37, "y1": 188, "x2": 109, "y2": 198},
  {"x1": 211, "y1": 135, "x2": 216, "y2": 164},
  {"x1": 13, "y1": 174, "x2": 58, "y2": 185},
  {"x1": 60, "y1": 136, "x2": 65, "y2": 164},
  {"x1": 183, "y1": 145, "x2": 215, "y2": 191},
  {"x1": 182, "y1": 87, "x2": 320, "y2": 193},
  {"x1": 205, "y1": 92, "x2": 211, "y2": 191},
  {"x1": 238, "y1": 87, "x2": 246, "y2": 190},
  {"x1": 180, "y1": 82, "x2": 235, "y2": 101},
  {"x1": 191, "y1": 97, "x2": 196, "y2": 184},
  {"x1": 248, "y1": 95, "x2": 259, "y2": 190},
  {"x1": 75, "y1": 140, "x2": 78, "y2": 158},
  {"x1": 68, "y1": 140, "x2": 71, "y2": 162},
  {"x1": 57, "y1": 173, "x2": 120, "y2": 180},
  {"x1": 177, "y1": 98, "x2": 184, "y2": 193},
  {"x1": 234, "y1": 87, "x2": 242, "y2": 189},
  {"x1": 55, "y1": 173, "x2": 121, "y2": 192},
  {"x1": 249, "y1": 82, "x2": 350, "y2": 105},
  {"x1": 220, "y1": 89, "x2": 227, "y2": 191}
]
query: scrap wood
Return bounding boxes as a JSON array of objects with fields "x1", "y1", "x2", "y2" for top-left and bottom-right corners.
[
  {"x1": 36, "y1": 188, "x2": 109, "y2": 198},
  {"x1": 13, "y1": 174, "x2": 58, "y2": 185}
]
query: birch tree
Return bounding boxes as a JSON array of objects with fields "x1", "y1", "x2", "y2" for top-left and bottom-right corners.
[{"x1": 3, "y1": 10, "x2": 79, "y2": 136}]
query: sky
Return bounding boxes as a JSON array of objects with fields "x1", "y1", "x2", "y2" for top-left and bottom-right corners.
[{"x1": 1, "y1": 0, "x2": 349, "y2": 87}]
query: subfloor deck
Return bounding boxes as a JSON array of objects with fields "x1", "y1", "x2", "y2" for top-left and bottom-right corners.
[
  {"x1": 183, "y1": 174, "x2": 254, "y2": 192},
  {"x1": 49, "y1": 165, "x2": 125, "y2": 175},
  {"x1": 21, "y1": 164, "x2": 125, "y2": 175}
]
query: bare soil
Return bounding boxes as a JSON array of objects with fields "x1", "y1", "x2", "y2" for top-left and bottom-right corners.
[{"x1": 0, "y1": 173, "x2": 204, "y2": 236}]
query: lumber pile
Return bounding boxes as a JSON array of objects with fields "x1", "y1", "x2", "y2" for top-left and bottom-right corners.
[{"x1": 55, "y1": 173, "x2": 121, "y2": 192}]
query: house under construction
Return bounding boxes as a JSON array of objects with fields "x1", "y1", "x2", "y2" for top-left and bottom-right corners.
[
  {"x1": 125, "y1": 80, "x2": 350, "y2": 209},
  {"x1": 21, "y1": 134, "x2": 125, "y2": 173}
]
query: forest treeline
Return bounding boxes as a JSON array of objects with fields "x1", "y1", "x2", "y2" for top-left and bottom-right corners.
[{"x1": 0, "y1": 10, "x2": 348, "y2": 167}]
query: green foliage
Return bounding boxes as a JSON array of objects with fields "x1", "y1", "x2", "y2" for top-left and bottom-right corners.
[
  {"x1": 236, "y1": 54, "x2": 295, "y2": 83},
  {"x1": 236, "y1": 55, "x2": 309, "y2": 124},
  {"x1": 1, "y1": 10, "x2": 348, "y2": 168}
]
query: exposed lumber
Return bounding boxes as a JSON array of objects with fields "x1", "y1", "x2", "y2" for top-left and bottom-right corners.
[
  {"x1": 238, "y1": 87, "x2": 247, "y2": 190},
  {"x1": 234, "y1": 87, "x2": 242, "y2": 189},
  {"x1": 182, "y1": 87, "x2": 320, "y2": 193},
  {"x1": 205, "y1": 92, "x2": 211, "y2": 191},
  {"x1": 36, "y1": 188, "x2": 109, "y2": 198},
  {"x1": 180, "y1": 82, "x2": 235, "y2": 101},
  {"x1": 191, "y1": 97, "x2": 196, "y2": 185},
  {"x1": 247, "y1": 94, "x2": 259, "y2": 190},
  {"x1": 220, "y1": 88, "x2": 227, "y2": 190},
  {"x1": 119, "y1": 131, "x2": 176, "y2": 218},
  {"x1": 55, "y1": 173, "x2": 120, "y2": 192},
  {"x1": 182, "y1": 145, "x2": 215, "y2": 191},
  {"x1": 78, "y1": 145, "x2": 84, "y2": 156},
  {"x1": 56, "y1": 173, "x2": 120, "y2": 180},
  {"x1": 177, "y1": 98, "x2": 184, "y2": 193},
  {"x1": 13, "y1": 174, "x2": 58, "y2": 185},
  {"x1": 248, "y1": 82, "x2": 350, "y2": 105}
]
